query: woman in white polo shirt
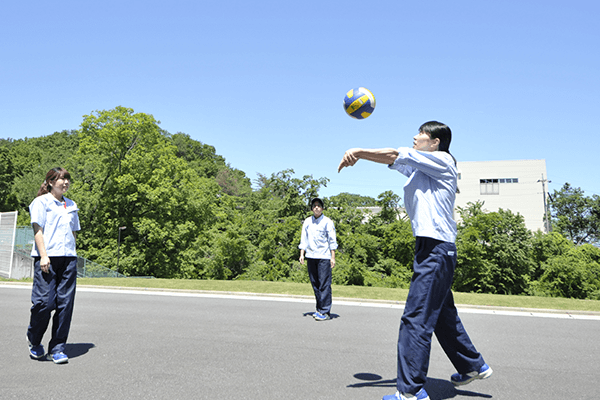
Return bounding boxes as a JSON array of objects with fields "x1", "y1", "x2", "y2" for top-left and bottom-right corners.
[
  {"x1": 338, "y1": 121, "x2": 492, "y2": 400},
  {"x1": 27, "y1": 167, "x2": 80, "y2": 364}
]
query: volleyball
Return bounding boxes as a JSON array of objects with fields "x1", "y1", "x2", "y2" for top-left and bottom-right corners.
[{"x1": 343, "y1": 87, "x2": 376, "y2": 119}]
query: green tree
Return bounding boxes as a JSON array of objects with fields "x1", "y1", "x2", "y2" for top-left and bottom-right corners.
[
  {"x1": 328, "y1": 192, "x2": 377, "y2": 207},
  {"x1": 455, "y1": 201, "x2": 534, "y2": 294},
  {"x1": 2, "y1": 130, "x2": 79, "y2": 223},
  {"x1": 171, "y1": 133, "x2": 251, "y2": 197},
  {"x1": 171, "y1": 133, "x2": 226, "y2": 179},
  {"x1": 227, "y1": 169, "x2": 329, "y2": 282},
  {"x1": 379, "y1": 219, "x2": 415, "y2": 269},
  {"x1": 0, "y1": 146, "x2": 18, "y2": 212},
  {"x1": 375, "y1": 190, "x2": 403, "y2": 224},
  {"x1": 530, "y1": 231, "x2": 574, "y2": 281},
  {"x1": 68, "y1": 106, "x2": 220, "y2": 278},
  {"x1": 549, "y1": 183, "x2": 599, "y2": 245},
  {"x1": 533, "y1": 244, "x2": 600, "y2": 299},
  {"x1": 253, "y1": 169, "x2": 329, "y2": 219},
  {"x1": 216, "y1": 168, "x2": 251, "y2": 197}
]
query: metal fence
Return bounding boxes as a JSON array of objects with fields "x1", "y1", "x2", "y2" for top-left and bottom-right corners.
[
  {"x1": 0, "y1": 212, "x2": 18, "y2": 278},
  {"x1": 14, "y1": 226, "x2": 126, "y2": 278},
  {"x1": 76, "y1": 256, "x2": 126, "y2": 278}
]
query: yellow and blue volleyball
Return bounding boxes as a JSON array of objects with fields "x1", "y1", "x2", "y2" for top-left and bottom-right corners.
[{"x1": 343, "y1": 87, "x2": 376, "y2": 119}]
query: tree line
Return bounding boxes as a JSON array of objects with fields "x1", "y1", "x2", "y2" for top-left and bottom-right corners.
[{"x1": 1, "y1": 106, "x2": 599, "y2": 300}]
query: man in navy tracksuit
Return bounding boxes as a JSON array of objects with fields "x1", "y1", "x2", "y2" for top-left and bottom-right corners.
[{"x1": 299, "y1": 198, "x2": 338, "y2": 321}]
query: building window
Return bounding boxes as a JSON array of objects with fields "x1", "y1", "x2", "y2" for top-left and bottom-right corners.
[
  {"x1": 480, "y1": 179, "x2": 499, "y2": 195},
  {"x1": 498, "y1": 178, "x2": 519, "y2": 183}
]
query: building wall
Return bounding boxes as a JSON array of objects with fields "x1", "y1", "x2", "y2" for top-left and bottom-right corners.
[{"x1": 455, "y1": 159, "x2": 549, "y2": 233}]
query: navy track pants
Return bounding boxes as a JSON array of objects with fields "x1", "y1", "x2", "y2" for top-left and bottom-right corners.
[
  {"x1": 307, "y1": 258, "x2": 332, "y2": 315},
  {"x1": 27, "y1": 256, "x2": 77, "y2": 355},
  {"x1": 397, "y1": 237, "x2": 485, "y2": 394}
]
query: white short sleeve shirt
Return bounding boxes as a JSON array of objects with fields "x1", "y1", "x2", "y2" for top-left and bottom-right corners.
[{"x1": 29, "y1": 193, "x2": 81, "y2": 257}]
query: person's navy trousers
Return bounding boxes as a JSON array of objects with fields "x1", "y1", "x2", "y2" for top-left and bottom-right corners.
[
  {"x1": 307, "y1": 258, "x2": 332, "y2": 315},
  {"x1": 27, "y1": 256, "x2": 77, "y2": 354},
  {"x1": 397, "y1": 236, "x2": 485, "y2": 394}
]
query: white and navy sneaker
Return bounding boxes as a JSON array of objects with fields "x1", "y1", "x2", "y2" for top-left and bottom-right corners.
[
  {"x1": 47, "y1": 352, "x2": 69, "y2": 364},
  {"x1": 27, "y1": 336, "x2": 45, "y2": 360},
  {"x1": 383, "y1": 388, "x2": 430, "y2": 400},
  {"x1": 313, "y1": 312, "x2": 330, "y2": 321},
  {"x1": 451, "y1": 363, "x2": 493, "y2": 386}
]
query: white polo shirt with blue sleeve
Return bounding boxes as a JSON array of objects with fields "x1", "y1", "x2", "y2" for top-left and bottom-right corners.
[
  {"x1": 388, "y1": 148, "x2": 458, "y2": 243},
  {"x1": 299, "y1": 215, "x2": 338, "y2": 259},
  {"x1": 29, "y1": 193, "x2": 81, "y2": 257}
]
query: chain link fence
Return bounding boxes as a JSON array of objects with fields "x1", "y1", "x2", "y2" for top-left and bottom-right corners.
[{"x1": 13, "y1": 225, "x2": 126, "y2": 278}]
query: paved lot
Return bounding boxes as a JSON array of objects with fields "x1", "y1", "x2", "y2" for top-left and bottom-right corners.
[{"x1": 1, "y1": 283, "x2": 599, "y2": 400}]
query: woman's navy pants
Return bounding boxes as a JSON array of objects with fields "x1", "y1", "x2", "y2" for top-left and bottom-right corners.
[
  {"x1": 27, "y1": 256, "x2": 77, "y2": 355},
  {"x1": 397, "y1": 237, "x2": 485, "y2": 394}
]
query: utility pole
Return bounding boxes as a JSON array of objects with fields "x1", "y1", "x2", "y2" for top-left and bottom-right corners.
[{"x1": 538, "y1": 175, "x2": 551, "y2": 233}]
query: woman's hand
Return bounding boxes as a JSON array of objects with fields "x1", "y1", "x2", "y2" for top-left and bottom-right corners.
[
  {"x1": 40, "y1": 256, "x2": 51, "y2": 273},
  {"x1": 338, "y1": 148, "x2": 361, "y2": 172},
  {"x1": 338, "y1": 147, "x2": 399, "y2": 172},
  {"x1": 33, "y1": 223, "x2": 51, "y2": 273}
]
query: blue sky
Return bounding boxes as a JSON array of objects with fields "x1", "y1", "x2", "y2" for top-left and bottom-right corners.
[{"x1": 2, "y1": 1, "x2": 599, "y2": 200}]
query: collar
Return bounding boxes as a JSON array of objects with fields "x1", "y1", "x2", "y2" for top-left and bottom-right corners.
[{"x1": 45, "y1": 193, "x2": 67, "y2": 205}]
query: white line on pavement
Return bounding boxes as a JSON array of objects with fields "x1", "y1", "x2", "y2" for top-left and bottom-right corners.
[{"x1": 3, "y1": 283, "x2": 600, "y2": 321}]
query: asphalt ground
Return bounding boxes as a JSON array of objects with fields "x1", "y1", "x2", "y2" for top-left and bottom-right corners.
[{"x1": 1, "y1": 283, "x2": 599, "y2": 400}]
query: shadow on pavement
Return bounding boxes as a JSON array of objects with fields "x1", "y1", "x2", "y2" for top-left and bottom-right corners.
[
  {"x1": 348, "y1": 374, "x2": 493, "y2": 399},
  {"x1": 65, "y1": 343, "x2": 96, "y2": 358}
]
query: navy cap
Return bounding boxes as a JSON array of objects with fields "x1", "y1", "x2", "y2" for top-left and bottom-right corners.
[{"x1": 310, "y1": 198, "x2": 324, "y2": 208}]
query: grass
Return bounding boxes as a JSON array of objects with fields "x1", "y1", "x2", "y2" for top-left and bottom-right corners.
[{"x1": 4, "y1": 277, "x2": 600, "y2": 313}]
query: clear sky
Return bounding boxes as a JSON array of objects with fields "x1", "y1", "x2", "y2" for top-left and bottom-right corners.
[{"x1": 2, "y1": 1, "x2": 599, "y2": 200}]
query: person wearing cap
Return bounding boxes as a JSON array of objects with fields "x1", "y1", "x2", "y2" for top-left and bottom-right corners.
[{"x1": 299, "y1": 198, "x2": 338, "y2": 321}]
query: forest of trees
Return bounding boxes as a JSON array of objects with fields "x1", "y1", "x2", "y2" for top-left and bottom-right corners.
[{"x1": 1, "y1": 106, "x2": 599, "y2": 300}]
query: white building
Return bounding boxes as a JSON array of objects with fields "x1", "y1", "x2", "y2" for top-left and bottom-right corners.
[{"x1": 455, "y1": 159, "x2": 550, "y2": 233}]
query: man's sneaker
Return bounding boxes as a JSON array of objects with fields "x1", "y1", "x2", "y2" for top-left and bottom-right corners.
[
  {"x1": 47, "y1": 352, "x2": 69, "y2": 364},
  {"x1": 313, "y1": 312, "x2": 330, "y2": 321},
  {"x1": 27, "y1": 336, "x2": 45, "y2": 360},
  {"x1": 451, "y1": 363, "x2": 493, "y2": 386},
  {"x1": 383, "y1": 388, "x2": 430, "y2": 400}
]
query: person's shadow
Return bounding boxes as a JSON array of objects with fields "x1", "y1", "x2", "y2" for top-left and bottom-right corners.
[
  {"x1": 348, "y1": 373, "x2": 492, "y2": 399},
  {"x1": 65, "y1": 343, "x2": 96, "y2": 358},
  {"x1": 36, "y1": 343, "x2": 95, "y2": 363}
]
